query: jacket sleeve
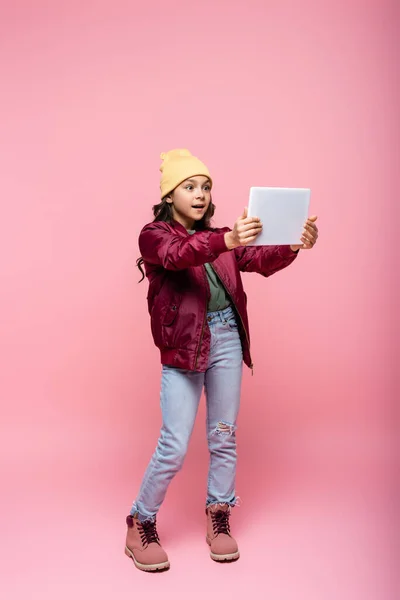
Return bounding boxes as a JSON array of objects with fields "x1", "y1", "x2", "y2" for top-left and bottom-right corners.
[
  {"x1": 138, "y1": 223, "x2": 229, "y2": 270},
  {"x1": 234, "y1": 244, "x2": 299, "y2": 277}
]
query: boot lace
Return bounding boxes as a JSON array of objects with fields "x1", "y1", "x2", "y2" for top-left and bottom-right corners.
[
  {"x1": 138, "y1": 520, "x2": 160, "y2": 546},
  {"x1": 211, "y1": 510, "x2": 231, "y2": 535}
]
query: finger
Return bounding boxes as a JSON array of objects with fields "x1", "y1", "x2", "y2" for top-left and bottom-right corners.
[
  {"x1": 241, "y1": 216, "x2": 261, "y2": 225},
  {"x1": 241, "y1": 207, "x2": 248, "y2": 219},
  {"x1": 302, "y1": 230, "x2": 317, "y2": 243},
  {"x1": 302, "y1": 224, "x2": 318, "y2": 240},
  {"x1": 240, "y1": 228, "x2": 262, "y2": 240},
  {"x1": 240, "y1": 222, "x2": 263, "y2": 233},
  {"x1": 304, "y1": 221, "x2": 318, "y2": 232},
  {"x1": 302, "y1": 231, "x2": 314, "y2": 242},
  {"x1": 301, "y1": 235, "x2": 314, "y2": 248},
  {"x1": 240, "y1": 230, "x2": 262, "y2": 241},
  {"x1": 242, "y1": 235, "x2": 259, "y2": 246},
  {"x1": 308, "y1": 215, "x2": 318, "y2": 222},
  {"x1": 242, "y1": 218, "x2": 262, "y2": 227}
]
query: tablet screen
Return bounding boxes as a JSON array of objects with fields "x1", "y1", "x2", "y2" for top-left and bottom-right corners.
[{"x1": 247, "y1": 187, "x2": 310, "y2": 246}]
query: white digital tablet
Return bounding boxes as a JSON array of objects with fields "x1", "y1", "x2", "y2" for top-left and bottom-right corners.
[{"x1": 247, "y1": 187, "x2": 311, "y2": 246}]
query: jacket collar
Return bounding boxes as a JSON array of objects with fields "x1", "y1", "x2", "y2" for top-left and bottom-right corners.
[{"x1": 171, "y1": 219, "x2": 190, "y2": 235}]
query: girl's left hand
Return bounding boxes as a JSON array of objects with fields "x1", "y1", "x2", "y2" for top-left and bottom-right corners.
[{"x1": 290, "y1": 215, "x2": 319, "y2": 252}]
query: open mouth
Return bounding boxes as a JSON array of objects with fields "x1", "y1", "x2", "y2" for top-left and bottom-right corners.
[{"x1": 192, "y1": 205, "x2": 206, "y2": 209}]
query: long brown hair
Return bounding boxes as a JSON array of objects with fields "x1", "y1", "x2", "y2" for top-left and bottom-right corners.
[{"x1": 136, "y1": 196, "x2": 216, "y2": 282}]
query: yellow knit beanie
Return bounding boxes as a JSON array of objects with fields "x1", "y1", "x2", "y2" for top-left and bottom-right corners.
[{"x1": 159, "y1": 149, "x2": 212, "y2": 198}]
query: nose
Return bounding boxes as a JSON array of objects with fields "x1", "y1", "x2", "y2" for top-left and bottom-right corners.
[{"x1": 195, "y1": 187, "x2": 205, "y2": 199}]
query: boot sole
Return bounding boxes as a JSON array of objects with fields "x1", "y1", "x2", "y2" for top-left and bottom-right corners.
[
  {"x1": 125, "y1": 546, "x2": 170, "y2": 572},
  {"x1": 206, "y1": 538, "x2": 240, "y2": 562}
]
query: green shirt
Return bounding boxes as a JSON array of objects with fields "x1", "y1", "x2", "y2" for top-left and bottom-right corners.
[{"x1": 188, "y1": 230, "x2": 231, "y2": 312}]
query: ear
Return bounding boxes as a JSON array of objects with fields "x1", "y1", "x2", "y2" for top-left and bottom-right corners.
[{"x1": 165, "y1": 194, "x2": 173, "y2": 204}]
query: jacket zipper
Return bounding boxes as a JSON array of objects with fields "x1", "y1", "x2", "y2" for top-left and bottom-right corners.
[
  {"x1": 194, "y1": 266, "x2": 209, "y2": 370},
  {"x1": 209, "y1": 263, "x2": 254, "y2": 375}
]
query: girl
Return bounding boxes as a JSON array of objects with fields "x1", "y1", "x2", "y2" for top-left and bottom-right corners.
[{"x1": 125, "y1": 149, "x2": 318, "y2": 572}]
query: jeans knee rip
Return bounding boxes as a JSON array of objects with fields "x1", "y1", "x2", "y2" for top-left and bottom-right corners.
[{"x1": 214, "y1": 421, "x2": 236, "y2": 436}]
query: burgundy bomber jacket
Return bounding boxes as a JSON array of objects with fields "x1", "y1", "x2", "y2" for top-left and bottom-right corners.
[{"x1": 138, "y1": 220, "x2": 298, "y2": 372}]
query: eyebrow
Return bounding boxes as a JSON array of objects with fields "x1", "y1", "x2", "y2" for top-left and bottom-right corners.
[{"x1": 185, "y1": 178, "x2": 211, "y2": 185}]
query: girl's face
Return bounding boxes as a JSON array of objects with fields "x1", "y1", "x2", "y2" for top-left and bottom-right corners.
[{"x1": 167, "y1": 176, "x2": 212, "y2": 230}]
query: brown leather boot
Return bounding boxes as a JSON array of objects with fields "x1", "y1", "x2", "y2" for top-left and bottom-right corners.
[
  {"x1": 125, "y1": 513, "x2": 170, "y2": 572},
  {"x1": 206, "y1": 503, "x2": 240, "y2": 562}
]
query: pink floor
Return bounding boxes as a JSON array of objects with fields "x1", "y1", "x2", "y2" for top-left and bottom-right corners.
[{"x1": 2, "y1": 418, "x2": 396, "y2": 600}]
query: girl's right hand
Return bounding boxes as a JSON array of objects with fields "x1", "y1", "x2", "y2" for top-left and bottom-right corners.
[{"x1": 224, "y1": 207, "x2": 263, "y2": 249}]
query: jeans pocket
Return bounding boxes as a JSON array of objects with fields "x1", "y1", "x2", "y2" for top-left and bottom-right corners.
[{"x1": 225, "y1": 314, "x2": 238, "y2": 331}]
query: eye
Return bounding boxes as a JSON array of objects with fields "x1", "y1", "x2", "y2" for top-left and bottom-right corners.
[
  {"x1": 204, "y1": 185, "x2": 211, "y2": 191},
  {"x1": 185, "y1": 185, "x2": 194, "y2": 190}
]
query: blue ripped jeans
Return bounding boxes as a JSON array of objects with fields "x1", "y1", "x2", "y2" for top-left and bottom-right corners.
[{"x1": 130, "y1": 306, "x2": 243, "y2": 522}]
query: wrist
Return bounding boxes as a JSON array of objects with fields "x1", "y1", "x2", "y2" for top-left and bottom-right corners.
[{"x1": 224, "y1": 231, "x2": 238, "y2": 250}]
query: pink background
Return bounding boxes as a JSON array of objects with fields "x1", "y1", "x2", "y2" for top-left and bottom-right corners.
[{"x1": 1, "y1": 1, "x2": 398, "y2": 598}]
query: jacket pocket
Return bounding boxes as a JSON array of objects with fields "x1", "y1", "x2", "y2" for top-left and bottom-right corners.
[
  {"x1": 150, "y1": 294, "x2": 181, "y2": 350},
  {"x1": 161, "y1": 299, "x2": 180, "y2": 348},
  {"x1": 162, "y1": 302, "x2": 180, "y2": 326}
]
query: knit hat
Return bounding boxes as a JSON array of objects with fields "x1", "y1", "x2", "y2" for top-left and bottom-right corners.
[{"x1": 159, "y1": 149, "x2": 212, "y2": 198}]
